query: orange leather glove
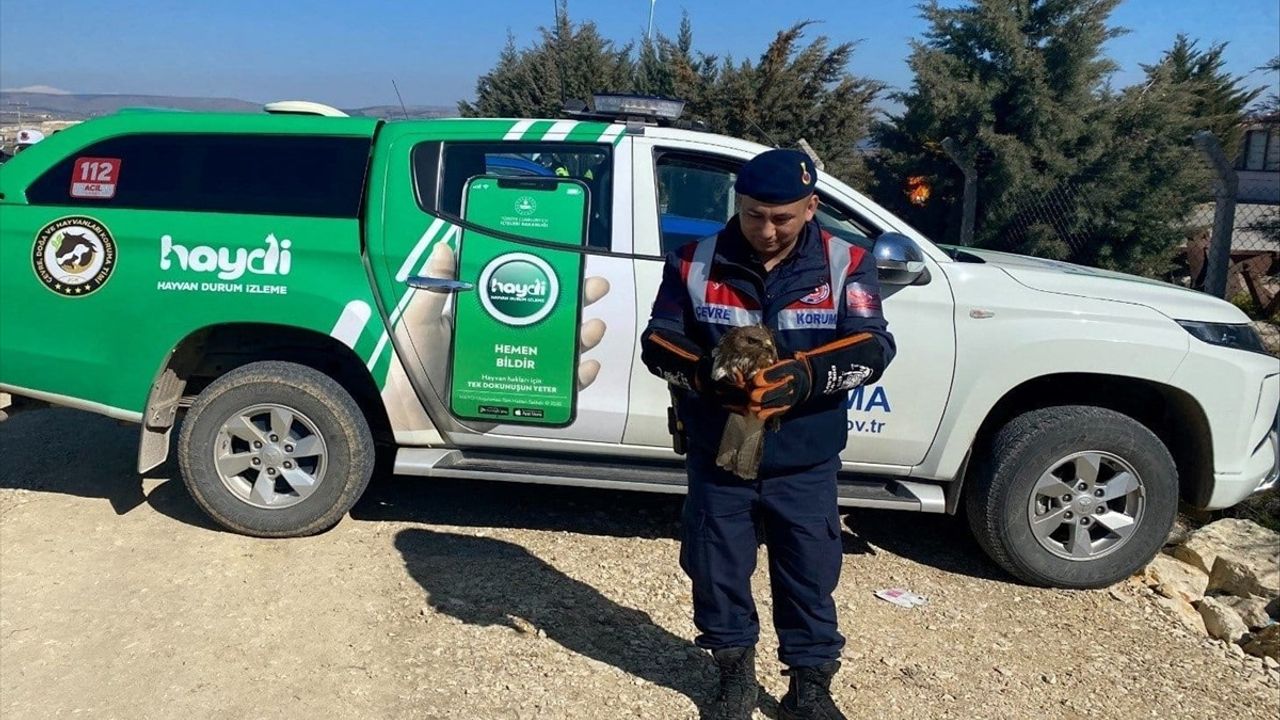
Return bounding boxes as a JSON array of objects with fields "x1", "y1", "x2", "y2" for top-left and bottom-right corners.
[{"x1": 748, "y1": 358, "x2": 813, "y2": 421}]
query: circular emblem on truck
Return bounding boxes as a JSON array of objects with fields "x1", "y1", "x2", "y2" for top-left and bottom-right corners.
[
  {"x1": 478, "y1": 252, "x2": 559, "y2": 326},
  {"x1": 31, "y1": 216, "x2": 117, "y2": 297}
]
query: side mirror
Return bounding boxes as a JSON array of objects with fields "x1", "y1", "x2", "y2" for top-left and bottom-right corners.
[{"x1": 874, "y1": 233, "x2": 929, "y2": 286}]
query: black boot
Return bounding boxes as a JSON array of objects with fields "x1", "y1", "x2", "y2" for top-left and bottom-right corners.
[
  {"x1": 708, "y1": 646, "x2": 758, "y2": 720},
  {"x1": 778, "y1": 661, "x2": 846, "y2": 720}
]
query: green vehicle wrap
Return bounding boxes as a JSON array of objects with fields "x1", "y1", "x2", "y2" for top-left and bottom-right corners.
[
  {"x1": 359, "y1": 118, "x2": 621, "y2": 425},
  {"x1": 0, "y1": 112, "x2": 382, "y2": 417},
  {"x1": 0, "y1": 109, "x2": 624, "y2": 433}
]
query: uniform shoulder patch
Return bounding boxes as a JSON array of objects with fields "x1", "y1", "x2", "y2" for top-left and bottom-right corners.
[{"x1": 845, "y1": 282, "x2": 882, "y2": 317}]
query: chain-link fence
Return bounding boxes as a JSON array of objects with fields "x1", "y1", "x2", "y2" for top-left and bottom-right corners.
[
  {"x1": 925, "y1": 131, "x2": 1279, "y2": 320},
  {"x1": 1187, "y1": 132, "x2": 1279, "y2": 316},
  {"x1": 1233, "y1": 185, "x2": 1280, "y2": 254},
  {"x1": 983, "y1": 180, "x2": 1100, "y2": 260},
  {"x1": 1190, "y1": 193, "x2": 1280, "y2": 254}
]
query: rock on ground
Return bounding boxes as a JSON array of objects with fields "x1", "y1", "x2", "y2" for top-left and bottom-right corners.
[
  {"x1": 1165, "y1": 515, "x2": 1196, "y2": 547},
  {"x1": 1154, "y1": 595, "x2": 1208, "y2": 635},
  {"x1": 1208, "y1": 555, "x2": 1280, "y2": 601},
  {"x1": 1243, "y1": 625, "x2": 1280, "y2": 662},
  {"x1": 1220, "y1": 596, "x2": 1274, "y2": 630},
  {"x1": 1197, "y1": 597, "x2": 1250, "y2": 643},
  {"x1": 1139, "y1": 554, "x2": 1209, "y2": 604},
  {"x1": 1174, "y1": 519, "x2": 1280, "y2": 578}
]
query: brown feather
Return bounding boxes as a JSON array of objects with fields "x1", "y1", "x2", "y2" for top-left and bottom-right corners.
[{"x1": 711, "y1": 326, "x2": 778, "y2": 480}]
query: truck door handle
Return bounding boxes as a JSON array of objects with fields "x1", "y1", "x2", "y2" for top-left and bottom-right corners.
[{"x1": 405, "y1": 276, "x2": 474, "y2": 293}]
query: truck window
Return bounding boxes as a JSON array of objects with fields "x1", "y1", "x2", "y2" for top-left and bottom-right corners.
[
  {"x1": 814, "y1": 197, "x2": 875, "y2": 251},
  {"x1": 656, "y1": 153, "x2": 739, "y2": 254},
  {"x1": 415, "y1": 142, "x2": 613, "y2": 250},
  {"x1": 654, "y1": 149, "x2": 877, "y2": 254},
  {"x1": 26, "y1": 134, "x2": 371, "y2": 218}
]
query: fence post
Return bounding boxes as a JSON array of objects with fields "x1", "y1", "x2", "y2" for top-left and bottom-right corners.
[
  {"x1": 1192, "y1": 130, "x2": 1239, "y2": 299},
  {"x1": 941, "y1": 137, "x2": 977, "y2": 247}
]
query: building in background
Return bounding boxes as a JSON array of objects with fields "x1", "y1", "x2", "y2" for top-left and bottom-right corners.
[{"x1": 1237, "y1": 114, "x2": 1279, "y2": 204}]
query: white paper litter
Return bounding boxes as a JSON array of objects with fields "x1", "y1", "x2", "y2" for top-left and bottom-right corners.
[{"x1": 874, "y1": 588, "x2": 929, "y2": 608}]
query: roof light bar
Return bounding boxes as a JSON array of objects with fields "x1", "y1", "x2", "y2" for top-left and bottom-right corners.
[{"x1": 591, "y1": 94, "x2": 685, "y2": 120}]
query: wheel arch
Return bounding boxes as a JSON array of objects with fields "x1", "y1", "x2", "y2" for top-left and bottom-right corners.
[
  {"x1": 138, "y1": 322, "x2": 392, "y2": 473},
  {"x1": 949, "y1": 372, "x2": 1213, "y2": 511}
]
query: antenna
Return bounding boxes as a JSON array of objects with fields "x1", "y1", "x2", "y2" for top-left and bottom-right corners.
[
  {"x1": 391, "y1": 79, "x2": 410, "y2": 119},
  {"x1": 745, "y1": 117, "x2": 781, "y2": 149},
  {"x1": 552, "y1": 1, "x2": 569, "y2": 109}
]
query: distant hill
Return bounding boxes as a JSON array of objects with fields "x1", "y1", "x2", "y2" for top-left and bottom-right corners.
[
  {"x1": 0, "y1": 91, "x2": 261, "y2": 120},
  {"x1": 347, "y1": 104, "x2": 456, "y2": 120},
  {"x1": 0, "y1": 91, "x2": 456, "y2": 121}
]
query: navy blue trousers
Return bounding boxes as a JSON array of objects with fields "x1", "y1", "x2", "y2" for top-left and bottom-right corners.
[{"x1": 680, "y1": 454, "x2": 845, "y2": 668}]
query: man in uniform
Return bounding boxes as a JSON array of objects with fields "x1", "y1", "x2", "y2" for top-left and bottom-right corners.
[{"x1": 640, "y1": 149, "x2": 895, "y2": 720}]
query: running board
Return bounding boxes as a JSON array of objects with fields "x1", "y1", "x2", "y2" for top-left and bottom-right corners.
[{"x1": 394, "y1": 448, "x2": 945, "y2": 513}]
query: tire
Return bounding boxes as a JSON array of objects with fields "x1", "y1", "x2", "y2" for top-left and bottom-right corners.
[
  {"x1": 177, "y1": 361, "x2": 374, "y2": 537},
  {"x1": 965, "y1": 405, "x2": 1178, "y2": 589}
]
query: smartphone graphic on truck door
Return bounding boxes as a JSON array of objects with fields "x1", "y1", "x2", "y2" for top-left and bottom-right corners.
[{"x1": 448, "y1": 175, "x2": 589, "y2": 427}]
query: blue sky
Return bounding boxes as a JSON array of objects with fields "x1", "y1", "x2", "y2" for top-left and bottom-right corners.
[{"x1": 2, "y1": 0, "x2": 1276, "y2": 111}]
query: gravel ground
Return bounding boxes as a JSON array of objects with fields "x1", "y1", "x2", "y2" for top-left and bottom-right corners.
[{"x1": 2, "y1": 408, "x2": 1277, "y2": 719}]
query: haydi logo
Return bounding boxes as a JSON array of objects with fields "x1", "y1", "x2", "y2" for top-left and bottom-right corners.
[
  {"x1": 160, "y1": 234, "x2": 293, "y2": 281},
  {"x1": 478, "y1": 252, "x2": 559, "y2": 327},
  {"x1": 490, "y1": 274, "x2": 547, "y2": 300}
]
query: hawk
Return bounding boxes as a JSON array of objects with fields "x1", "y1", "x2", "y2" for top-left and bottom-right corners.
[{"x1": 711, "y1": 325, "x2": 779, "y2": 480}]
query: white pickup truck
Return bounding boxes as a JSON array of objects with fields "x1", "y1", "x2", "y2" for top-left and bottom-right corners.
[{"x1": 2, "y1": 98, "x2": 1276, "y2": 590}]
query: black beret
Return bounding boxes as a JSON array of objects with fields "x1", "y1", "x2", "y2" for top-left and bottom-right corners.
[{"x1": 734, "y1": 149, "x2": 818, "y2": 204}]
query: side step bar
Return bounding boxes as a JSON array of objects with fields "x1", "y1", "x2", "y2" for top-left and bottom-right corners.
[{"x1": 394, "y1": 448, "x2": 946, "y2": 513}]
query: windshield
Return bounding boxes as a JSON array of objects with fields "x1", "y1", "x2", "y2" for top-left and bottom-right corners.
[
  {"x1": 815, "y1": 198, "x2": 873, "y2": 250},
  {"x1": 813, "y1": 168, "x2": 951, "y2": 261},
  {"x1": 935, "y1": 244, "x2": 987, "y2": 263}
]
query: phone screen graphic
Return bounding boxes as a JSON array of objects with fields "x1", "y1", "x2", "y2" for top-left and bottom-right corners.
[{"x1": 448, "y1": 175, "x2": 588, "y2": 427}]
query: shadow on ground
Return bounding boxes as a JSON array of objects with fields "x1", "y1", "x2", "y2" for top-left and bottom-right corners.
[
  {"x1": 1, "y1": 407, "x2": 1010, "y2": 586},
  {"x1": 359, "y1": 472, "x2": 1007, "y2": 583},
  {"x1": 393, "y1": 527, "x2": 737, "y2": 715},
  {"x1": 3, "y1": 407, "x2": 1018, "y2": 715},
  {"x1": 1, "y1": 408, "x2": 220, "y2": 531}
]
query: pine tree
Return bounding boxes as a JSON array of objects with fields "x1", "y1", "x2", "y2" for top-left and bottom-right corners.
[
  {"x1": 872, "y1": 0, "x2": 1211, "y2": 276},
  {"x1": 745, "y1": 23, "x2": 883, "y2": 185},
  {"x1": 461, "y1": 9, "x2": 882, "y2": 186},
  {"x1": 458, "y1": 2, "x2": 631, "y2": 118},
  {"x1": 1081, "y1": 68, "x2": 1206, "y2": 275},
  {"x1": 1141, "y1": 35, "x2": 1262, "y2": 159},
  {"x1": 872, "y1": 0, "x2": 1122, "y2": 249},
  {"x1": 662, "y1": 21, "x2": 883, "y2": 185},
  {"x1": 458, "y1": 34, "x2": 537, "y2": 118},
  {"x1": 1256, "y1": 56, "x2": 1280, "y2": 117}
]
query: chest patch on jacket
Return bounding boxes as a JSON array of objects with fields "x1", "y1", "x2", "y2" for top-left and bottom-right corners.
[{"x1": 798, "y1": 283, "x2": 831, "y2": 305}]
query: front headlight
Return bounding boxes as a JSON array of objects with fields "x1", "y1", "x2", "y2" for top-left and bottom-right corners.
[{"x1": 1177, "y1": 320, "x2": 1270, "y2": 355}]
